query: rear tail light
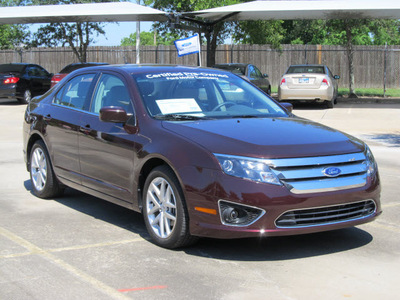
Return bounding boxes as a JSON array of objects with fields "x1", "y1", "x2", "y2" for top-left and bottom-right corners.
[
  {"x1": 280, "y1": 78, "x2": 286, "y2": 85},
  {"x1": 322, "y1": 78, "x2": 329, "y2": 86},
  {"x1": 3, "y1": 77, "x2": 19, "y2": 84},
  {"x1": 51, "y1": 78, "x2": 61, "y2": 84}
]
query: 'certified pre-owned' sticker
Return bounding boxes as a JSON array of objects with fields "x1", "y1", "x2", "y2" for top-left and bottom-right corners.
[{"x1": 146, "y1": 72, "x2": 229, "y2": 80}]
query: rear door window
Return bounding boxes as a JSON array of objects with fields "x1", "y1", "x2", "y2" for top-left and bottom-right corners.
[{"x1": 53, "y1": 74, "x2": 95, "y2": 110}]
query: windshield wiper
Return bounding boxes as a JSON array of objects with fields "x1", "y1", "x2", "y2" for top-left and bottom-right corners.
[
  {"x1": 229, "y1": 115, "x2": 259, "y2": 119},
  {"x1": 154, "y1": 114, "x2": 205, "y2": 121}
]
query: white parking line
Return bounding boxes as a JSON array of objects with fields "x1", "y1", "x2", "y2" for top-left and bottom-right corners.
[{"x1": 0, "y1": 226, "x2": 133, "y2": 300}]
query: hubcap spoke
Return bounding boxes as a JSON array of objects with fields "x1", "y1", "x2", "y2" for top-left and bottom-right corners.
[
  {"x1": 31, "y1": 148, "x2": 47, "y2": 191},
  {"x1": 146, "y1": 176, "x2": 177, "y2": 239}
]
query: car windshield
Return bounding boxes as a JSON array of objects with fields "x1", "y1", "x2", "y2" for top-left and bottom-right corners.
[
  {"x1": 0, "y1": 64, "x2": 24, "y2": 73},
  {"x1": 287, "y1": 66, "x2": 325, "y2": 74},
  {"x1": 133, "y1": 70, "x2": 287, "y2": 120}
]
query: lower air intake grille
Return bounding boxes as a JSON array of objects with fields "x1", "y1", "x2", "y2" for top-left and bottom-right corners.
[{"x1": 275, "y1": 200, "x2": 376, "y2": 228}]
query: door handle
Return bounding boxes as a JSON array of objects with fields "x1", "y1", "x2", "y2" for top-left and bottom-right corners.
[
  {"x1": 43, "y1": 114, "x2": 52, "y2": 121},
  {"x1": 79, "y1": 124, "x2": 91, "y2": 135}
]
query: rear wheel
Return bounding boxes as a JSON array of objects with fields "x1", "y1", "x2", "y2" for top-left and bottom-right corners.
[
  {"x1": 29, "y1": 140, "x2": 64, "y2": 198},
  {"x1": 19, "y1": 89, "x2": 32, "y2": 104},
  {"x1": 326, "y1": 97, "x2": 334, "y2": 109},
  {"x1": 143, "y1": 165, "x2": 197, "y2": 249}
]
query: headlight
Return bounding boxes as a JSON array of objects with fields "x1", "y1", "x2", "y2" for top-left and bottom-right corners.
[
  {"x1": 214, "y1": 154, "x2": 281, "y2": 185},
  {"x1": 364, "y1": 147, "x2": 378, "y2": 177}
]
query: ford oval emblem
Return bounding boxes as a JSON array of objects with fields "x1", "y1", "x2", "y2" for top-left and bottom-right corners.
[{"x1": 323, "y1": 167, "x2": 342, "y2": 177}]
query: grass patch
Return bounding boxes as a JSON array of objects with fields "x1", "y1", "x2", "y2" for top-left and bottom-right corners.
[{"x1": 338, "y1": 88, "x2": 400, "y2": 97}]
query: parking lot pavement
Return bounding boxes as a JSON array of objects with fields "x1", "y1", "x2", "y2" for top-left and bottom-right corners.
[{"x1": 1, "y1": 98, "x2": 400, "y2": 300}]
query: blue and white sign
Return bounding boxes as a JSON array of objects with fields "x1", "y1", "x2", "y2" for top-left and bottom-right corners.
[{"x1": 174, "y1": 34, "x2": 200, "y2": 57}]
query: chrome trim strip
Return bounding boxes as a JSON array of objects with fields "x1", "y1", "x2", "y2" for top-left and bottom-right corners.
[
  {"x1": 274, "y1": 163, "x2": 367, "y2": 180},
  {"x1": 283, "y1": 174, "x2": 367, "y2": 194},
  {"x1": 275, "y1": 200, "x2": 377, "y2": 229},
  {"x1": 265, "y1": 152, "x2": 365, "y2": 168},
  {"x1": 218, "y1": 199, "x2": 266, "y2": 227}
]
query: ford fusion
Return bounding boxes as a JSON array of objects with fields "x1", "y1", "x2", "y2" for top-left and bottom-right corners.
[{"x1": 23, "y1": 65, "x2": 381, "y2": 249}]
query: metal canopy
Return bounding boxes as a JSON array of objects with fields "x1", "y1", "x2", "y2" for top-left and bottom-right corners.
[
  {"x1": 0, "y1": 2, "x2": 168, "y2": 25},
  {"x1": 190, "y1": 0, "x2": 400, "y2": 22}
]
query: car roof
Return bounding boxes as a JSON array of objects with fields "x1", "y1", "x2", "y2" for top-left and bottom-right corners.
[
  {"x1": 78, "y1": 64, "x2": 231, "y2": 75},
  {"x1": 288, "y1": 64, "x2": 326, "y2": 67}
]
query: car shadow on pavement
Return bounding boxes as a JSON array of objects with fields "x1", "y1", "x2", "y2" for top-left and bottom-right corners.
[
  {"x1": 24, "y1": 180, "x2": 374, "y2": 260},
  {"x1": 23, "y1": 180, "x2": 148, "y2": 236},
  {"x1": 184, "y1": 228, "x2": 373, "y2": 261},
  {"x1": 361, "y1": 133, "x2": 400, "y2": 147}
]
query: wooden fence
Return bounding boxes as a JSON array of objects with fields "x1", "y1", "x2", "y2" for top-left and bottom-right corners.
[{"x1": 1, "y1": 44, "x2": 399, "y2": 89}]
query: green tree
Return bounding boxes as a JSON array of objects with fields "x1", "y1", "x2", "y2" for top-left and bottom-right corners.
[
  {"x1": 145, "y1": 0, "x2": 242, "y2": 66},
  {"x1": 121, "y1": 30, "x2": 177, "y2": 46},
  {"x1": 233, "y1": 20, "x2": 285, "y2": 48},
  {"x1": 0, "y1": 0, "x2": 29, "y2": 49},
  {"x1": 28, "y1": 0, "x2": 117, "y2": 63}
]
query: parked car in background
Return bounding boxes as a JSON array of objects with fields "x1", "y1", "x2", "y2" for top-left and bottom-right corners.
[
  {"x1": 278, "y1": 64, "x2": 340, "y2": 108},
  {"x1": 50, "y1": 62, "x2": 109, "y2": 87},
  {"x1": 24, "y1": 65, "x2": 380, "y2": 249},
  {"x1": 213, "y1": 63, "x2": 271, "y2": 95},
  {"x1": 0, "y1": 63, "x2": 52, "y2": 104}
]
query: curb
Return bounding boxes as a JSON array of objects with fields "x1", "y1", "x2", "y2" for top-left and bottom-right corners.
[{"x1": 336, "y1": 97, "x2": 400, "y2": 104}]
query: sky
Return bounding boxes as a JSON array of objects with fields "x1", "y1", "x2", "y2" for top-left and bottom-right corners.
[{"x1": 92, "y1": 21, "x2": 154, "y2": 46}]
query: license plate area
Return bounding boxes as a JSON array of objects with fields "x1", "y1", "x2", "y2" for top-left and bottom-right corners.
[{"x1": 298, "y1": 77, "x2": 309, "y2": 83}]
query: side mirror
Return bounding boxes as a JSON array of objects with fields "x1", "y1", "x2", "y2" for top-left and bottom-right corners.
[
  {"x1": 263, "y1": 74, "x2": 269, "y2": 78},
  {"x1": 99, "y1": 106, "x2": 130, "y2": 123},
  {"x1": 280, "y1": 102, "x2": 293, "y2": 113},
  {"x1": 334, "y1": 75, "x2": 340, "y2": 79}
]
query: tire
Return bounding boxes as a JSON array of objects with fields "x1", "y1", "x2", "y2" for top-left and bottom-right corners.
[
  {"x1": 29, "y1": 140, "x2": 64, "y2": 199},
  {"x1": 142, "y1": 165, "x2": 197, "y2": 249},
  {"x1": 326, "y1": 97, "x2": 334, "y2": 109},
  {"x1": 18, "y1": 89, "x2": 32, "y2": 104},
  {"x1": 267, "y1": 86, "x2": 271, "y2": 95}
]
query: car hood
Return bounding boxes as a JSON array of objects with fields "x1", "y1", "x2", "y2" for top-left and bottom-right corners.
[{"x1": 161, "y1": 117, "x2": 365, "y2": 159}]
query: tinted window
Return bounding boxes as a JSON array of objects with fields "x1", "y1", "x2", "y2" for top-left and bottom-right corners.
[
  {"x1": 134, "y1": 71, "x2": 286, "y2": 119},
  {"x1": 90, "y1": 74, "x2": 133, "y2": 114},
  {"x1": 0, "y1": 64, "x2": 25, "y2": 73},
  {"x1": 53, "y1": 74, "x2": 95, "y2": 110},
  {"x1": 287, "y1": 66, "x2": 325, "y2": 74}
]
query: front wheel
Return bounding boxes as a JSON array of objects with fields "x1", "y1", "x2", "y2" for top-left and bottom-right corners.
[
  {"x1": 143, "y1": 165, "x2": 197, "y2": 249},
  {"x1": 29, "y1": 140, "x2": 64, "y2": 198}
]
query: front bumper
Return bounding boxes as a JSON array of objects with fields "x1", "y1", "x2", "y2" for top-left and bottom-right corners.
[{"x1": 184, "y1": 168, "x2": 381, "y2": 239}]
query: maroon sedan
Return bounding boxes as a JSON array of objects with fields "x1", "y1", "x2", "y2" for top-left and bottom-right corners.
[{"x1": 23, "y1": 65, "x2": 381, "y2": 249}]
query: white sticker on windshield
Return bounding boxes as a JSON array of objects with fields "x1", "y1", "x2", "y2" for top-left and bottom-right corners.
[{"x1": 156, "y1": 98, "x2": 202, "y2": 114}]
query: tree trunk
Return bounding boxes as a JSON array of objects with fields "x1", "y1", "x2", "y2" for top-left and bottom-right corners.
[{"x1": 345, "y1": 22, "x2": 357, "y2": 98}]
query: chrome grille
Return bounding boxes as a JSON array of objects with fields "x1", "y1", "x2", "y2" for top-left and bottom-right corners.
[
  {"x1": 275, "y1": 200, "x2": 376, "y2": 228},
  {"x1": 265, "y1": 152, "x2": 368, "y2": 194}
]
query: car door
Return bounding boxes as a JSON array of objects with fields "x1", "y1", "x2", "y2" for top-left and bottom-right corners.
[
  {"x1": 34, "y1": 65, "x2": 52, "y2": 94},
  {"x1": 78, "y1": 72, "x2": 137, "y2": 203},
  {"x1": 247, "y1": 65, "x2": 269, "y2": 93},
  {"x1": 45, "y1": 73, "x2": 96, "y2": 184}
]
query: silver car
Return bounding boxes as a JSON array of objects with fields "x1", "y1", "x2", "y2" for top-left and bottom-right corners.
[{"x1": 278, "y1": 64, "x2": 340, "y2": 108}]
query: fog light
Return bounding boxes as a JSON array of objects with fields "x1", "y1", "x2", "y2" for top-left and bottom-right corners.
[{"x1": 218, "y1": 200, "x2": 265, "y2": 227}]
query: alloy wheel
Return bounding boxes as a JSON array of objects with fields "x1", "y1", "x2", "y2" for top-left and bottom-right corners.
[
  {"x1": 31, "y1": 147, "x2": 47, "y2": 192},
  {"x1": 146, "y1": 177, "x2": 177, "y2": 239}
]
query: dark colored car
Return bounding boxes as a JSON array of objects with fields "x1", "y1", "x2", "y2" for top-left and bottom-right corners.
[
  {"x1": 213, "y1": 63, "x2": 271, "y2": 95},
  {"x1": 0, "y1": 63, "x2": 53, "y2": 104},
  {"x1": 50, "y1": 62, "x2": 109, "y2": 87},
  {"x1": 23, "y1": 65, "x2": 381, "y2": 249}
]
